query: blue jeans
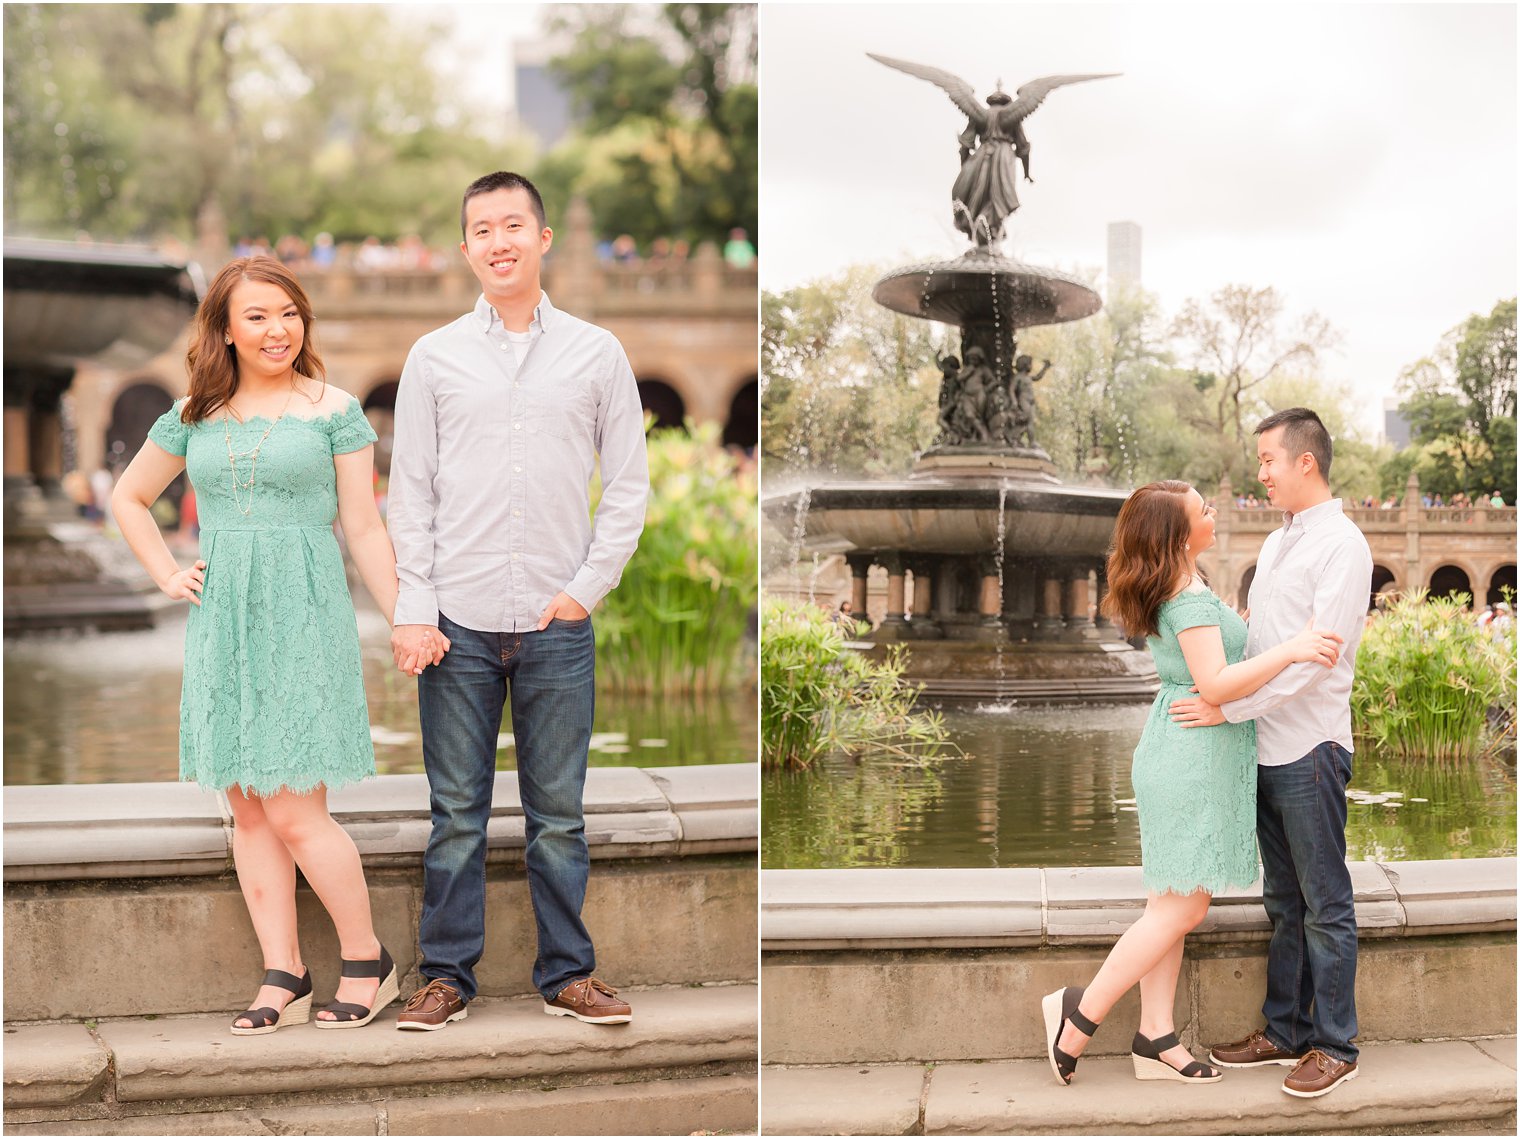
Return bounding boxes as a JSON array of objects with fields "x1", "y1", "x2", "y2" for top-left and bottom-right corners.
[
  {"x1": 1256, "y1": 741, "x2": 1359, "y2": 1063},
  {"x1": 416, "y1": 612, "x2": 597, "y2": 1002}
]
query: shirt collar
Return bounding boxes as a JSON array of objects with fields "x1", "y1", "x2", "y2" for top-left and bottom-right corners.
[
  {"x1": 474, "y1": 290, "x2": 555, "y2": 334},
  {"x1": 1281, "y1": 497, "x2": 1344, "y2": 532}
]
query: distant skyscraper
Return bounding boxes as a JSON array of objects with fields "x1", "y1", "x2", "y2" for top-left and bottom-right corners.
[
  {"x1": 1383, "y1": 396, "x2": 1412, "y2": 449},
  {"x1": 1106, "y1": 221, "x2": 1142, "y2": 297},
  {"x1": 512, "y1": 37, "x2": 575, "y2": 148}
]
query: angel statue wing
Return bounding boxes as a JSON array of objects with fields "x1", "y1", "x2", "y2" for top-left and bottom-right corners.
[
  {"x1": 867, "y1": 53, "x2": 984, "y2": 123},
  {"x1": 1008, "y1": 73, "x2": 1121, "y2": 122}
]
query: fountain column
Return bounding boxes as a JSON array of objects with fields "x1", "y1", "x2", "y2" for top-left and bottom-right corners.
[
  {"x1": 3, "y1": 375, "x2": 45, "y2": 531},
  {"x1": 1094, "y1": 563, "x2": 1117, "y2": 638},
  {"x1": 27, "y1": 373, "x2": 72, "y2": 506},
  {"x1": 845, "y1": 554, "x2": 872, "y2": 620},
  {"x1": 1062, "y1": 566, "x2": 1102, "y2": 643},
  {"x1": 971, "y1": 553, "x2": 1009, "y2": 642},
  {"x1": 878, "y1": 553, "x2": 908, "y2": 638},
  {"x1": 1034, "y1": 569, "x2": 1066, "y2": 641},
  {"x1": 905, "y1": 558, "x2": 942, "y2": 638}
]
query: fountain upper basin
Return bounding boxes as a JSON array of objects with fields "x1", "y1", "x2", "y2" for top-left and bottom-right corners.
[
  {"x1": 770, "y1": 479, "x2": 1127, "y2": 560},
  {"x1": 872, "y1": 250, "x2": 1101, "y2": 327}
]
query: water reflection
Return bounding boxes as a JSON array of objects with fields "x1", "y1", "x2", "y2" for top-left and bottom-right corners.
[
  {"x1": 5, "y1": 606, "x2": 755, "y2": 786},
  {"x1": 762, "y1": 705, "x2": 1517, "y2": 869}
]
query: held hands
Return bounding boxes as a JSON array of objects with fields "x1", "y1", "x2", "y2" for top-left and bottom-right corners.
[
  {"x1": 1287, "y1": 619, "x2": 1344, "y2": 668},
  {"x1": 1169, "y1": 688, "x2": 1225, "y2": 729},
  {"x1": 164, "y1": 560, "x2": 207, "y2": 607},
  {"x1": 537, "y1": 591, "x2": 589, "y2": 631},
  {"x1": 391, "y1": 624, "x2": 450, "y2": 676}
]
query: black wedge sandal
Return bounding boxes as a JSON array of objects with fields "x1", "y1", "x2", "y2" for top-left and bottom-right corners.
[
  {"x1": 1131, "y1": 1030, "x2": 1223, "y2": 1082},
  {"x1": 1041, "y1": 986, "x2": 1100, "y2": 1086},
  {"x1": 230, "y1": 967, "x2": 313, "y2": 1036},
  {"x1": 315, "y1": 945, "x2": 399, "y2": 1030}
]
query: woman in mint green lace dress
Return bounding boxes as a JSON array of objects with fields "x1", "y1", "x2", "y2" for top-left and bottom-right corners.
[
  {"x1": 1040, "y1": 481, "x2": 1343, "y2": 1087},
  {"x1": 113, "y1": 257, "x2": 445, "y2": 1035}
]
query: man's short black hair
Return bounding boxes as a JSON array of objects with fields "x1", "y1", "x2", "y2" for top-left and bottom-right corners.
[
  {"x1": 460, "y1": 172, "x2": 547, "y2": 237},
  {"x1": 1255, "y1": 406, "x2": 1333, "y2": 481}
]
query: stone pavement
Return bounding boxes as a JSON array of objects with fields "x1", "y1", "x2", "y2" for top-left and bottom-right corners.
[
  {"x1": 4, "y1": 982, "x2": 757, "y2": 1136},
  {"x1": 760, "y1": 1037, "x2": 1518, "y2": 1135}
]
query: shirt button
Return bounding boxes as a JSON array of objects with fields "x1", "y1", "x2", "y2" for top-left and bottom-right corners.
[
  {"x1": 513, "y1": 509, "x2": 522, "y2": 517},
  {"x1": 513, "y1": 465, "x2": 522, "y2": 473},
  {"x1": 511, "y1": 553, "x2": 520, "y2": 561},
  {"x1": 513, "y1": 422, "x2": 521, "y2": 430},
  {"x1": 499, "y1": 342, "x2": 508, "y2": 351}
]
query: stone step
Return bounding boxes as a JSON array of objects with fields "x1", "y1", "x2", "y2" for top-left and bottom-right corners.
[
  {"x1": 761, "y1": 1037, "x2": 1518, "y2": 1136},
  {"x1": 4, "y1": 983, "x2": 757, "y2": 1136}
]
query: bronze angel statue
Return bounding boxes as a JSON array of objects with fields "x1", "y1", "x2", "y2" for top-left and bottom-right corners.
[{"x1": 869, "y1": 54, "x2": 1118, "y2": 248}]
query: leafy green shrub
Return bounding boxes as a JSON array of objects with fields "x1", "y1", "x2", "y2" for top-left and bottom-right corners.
[
  {"x1": 594, "y1": 420, "x2": 757, "y2": 693},
  {"x1": 761, "y1": 597, "x2": 949, "y2": 769},
  {"x1": 1352, "y1": 591, "x2": 1517, "y2": 761}
]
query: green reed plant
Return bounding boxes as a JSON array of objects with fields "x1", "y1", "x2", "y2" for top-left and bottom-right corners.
[
  {"x1": 593, "y1": 419, "x2": 757, "y2": 693},
  {"x1": 1352, "y1": 590, "x2": 1517, "y2": 761},
  {"x1": 761, "y1": 597, "x2": 949, "y2": 769}
]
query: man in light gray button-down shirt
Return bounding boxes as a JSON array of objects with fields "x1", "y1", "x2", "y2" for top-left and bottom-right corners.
[
  {"x1": 1171, "y1": 408, "x2": 1372, "y2": 1097},
  {"x1": 387, "y1": 172, "x2": 649, "y2": 1030}
]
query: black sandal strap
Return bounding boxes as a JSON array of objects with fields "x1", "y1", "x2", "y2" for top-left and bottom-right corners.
[
  {"x1": 1178, "y1": 1060, "x2": 1216, "y2": 1078},
  {"x1": 1068, "y1": 1007, "x2": 1100, "y2": 1037},
  {"x1": 1052, "y1": 1044, "x2": 1079, "y2": 1082},
  {"x1": 260, "y1": 968, "x2": 308, "y2": 995},
  {"x1": 237, "y1": 1006, "x2": 279, "y2": 1028},
  {"x1": 1148, "y1": 1031, "x2": 1182, "y2": 1053},
  {"x1": 339, "y1": 947, "x2": 393, "y2": 980},
  {"x1": 320, "y1": 1001, "x2": 370, "y2": 1020}
]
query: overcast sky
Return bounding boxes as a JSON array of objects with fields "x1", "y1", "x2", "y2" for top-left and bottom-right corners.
[{"x1": 759, "y1": 2, "x2": 1517, "y2": 436}]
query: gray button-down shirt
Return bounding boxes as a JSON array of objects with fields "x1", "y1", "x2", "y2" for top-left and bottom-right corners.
[
  {"x1": 1221, "y1": 498, "x2": 1373, "y2": 765},
  {"x1": 388, "y1": 292, "x2": 649, "y2": 632}
]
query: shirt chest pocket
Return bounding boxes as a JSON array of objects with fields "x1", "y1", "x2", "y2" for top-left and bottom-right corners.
[{"x1": 532, "y1": 373, "x2": 598, "y2": 441}]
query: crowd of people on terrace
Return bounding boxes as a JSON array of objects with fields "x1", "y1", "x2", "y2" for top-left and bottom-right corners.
[
  {"x1": 213, "y1": 226, "x2": 758, "y2": 275},
  {"x1": 1233, "y1": 489, "x2": 1506, "y2": 510}
]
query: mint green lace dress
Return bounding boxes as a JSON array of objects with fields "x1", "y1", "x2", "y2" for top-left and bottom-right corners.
[
  {"x1": 1132, "y1": 588, "x2": 1259, "y2": 895},
  {"x1": 148, "y1": 396, "x2": 378, "y2": 796}
]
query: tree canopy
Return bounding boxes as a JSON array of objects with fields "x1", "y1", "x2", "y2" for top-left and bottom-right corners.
[
  {"x1": 537, "y1": 3, "x2": 757, "y2": 249},
  {"x1": 762, "y1": 265, "x2": 1396, "y2": 502},
  {"x1": 1383, "y1": 298, "x2": 1517, "y2": 503},
  {"x1": 3, "y1": 3, "x2": 757, "y2": 251}
]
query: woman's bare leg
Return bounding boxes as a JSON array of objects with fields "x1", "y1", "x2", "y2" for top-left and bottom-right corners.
[
  {"x1": 225, "y1": 786, "x2": 303, "y2": 1027},
  {"x1": 258, "y1": 787, "x2": 383, "y2": 1017},
  {"x1": 1057, "y1": 889, "x2": 1212, "y2": 1056},
  {"x1": 1137, "y1": 933, "x2": 1199, "y2": 1069}
]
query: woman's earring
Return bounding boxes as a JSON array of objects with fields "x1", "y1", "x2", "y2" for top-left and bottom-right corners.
[
  {"x1": 224, "y1": 336, "x2": 232, "y2": 345},
  {"x1": 1185, "y1": 543, "x2": 1191, "y2": 551}
]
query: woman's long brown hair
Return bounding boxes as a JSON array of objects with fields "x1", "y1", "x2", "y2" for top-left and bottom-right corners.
[
  {"x1": 1101, "y1": 480, "x2": 1195, "y2": 639},
  {"x1": 182, "y1": 257, "x2": 325, "y2": 423}
]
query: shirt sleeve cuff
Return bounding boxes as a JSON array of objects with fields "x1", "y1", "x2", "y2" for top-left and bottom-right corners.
[
  {"x1": 394, "y1": 588, "x2": 440, "y2": 628},
  {"x1": 564, "y1": 566, "x2": 612, "y2": 614},
  {"x1": 1219, "y1": 697, "x2": 1248, "y2": 723}
]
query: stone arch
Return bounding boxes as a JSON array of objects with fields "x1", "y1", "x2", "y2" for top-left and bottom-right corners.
[
  {"x1": 637, "y1": 379, "x2": 686, "y2": 432},
  {"x1": 1428, "y1": 563, "x2": 1474, "y2": 605},
  {"x1": 1370, "y1": 564, "x2": 1398, "y2": 607},
  {"x1": 106, "y1": 380, "x2": 184, "y2": 506},
  {"x1": 361, "y1": 380, "x2": 399, "y2": 476},
  {"x1": 1487, "y1": 563, "x2": 1517, "y2": 606},
  {"x1": 721, "y1": 377, "x2": 758, "y2": 451},
  {"x1": 1236, "y1": 563, "x2": 1257, "y2": 610}
]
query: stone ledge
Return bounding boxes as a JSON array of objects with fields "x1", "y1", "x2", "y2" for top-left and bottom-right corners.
[
  {"x1": 761, "y1": 859, "x2": 1515, "y2": 949},
  {"x1": 761, "y1": 1038, "x2": 1518, "y2": 1136},
  {"x1": 1, "y1": 1073, "x2": 757, "y2": 1136},
  {"x1": 0, "y1": 1025, "x2": 110, "y2": 1109},
  {"x1": 3, "y1": 984, "x2": 755, "y2": 1110},
  {"x1": 4, "y1": 765, "x2": 758, "y2": 882}
]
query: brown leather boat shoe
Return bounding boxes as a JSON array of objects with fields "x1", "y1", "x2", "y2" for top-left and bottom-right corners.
[
  {"x1": 1282, "y1": 1049, "x2": 1359, "y2": 1098},
  {"x1": 1209, "y1": 1027, "x2": 1307, "y2": 1068},
  {"x1": 544, "y1": 977, "x2": 632, "y2": 1024},
  {"x1": 395, "y1": 978, "x2": 467, "y2": 1031}
]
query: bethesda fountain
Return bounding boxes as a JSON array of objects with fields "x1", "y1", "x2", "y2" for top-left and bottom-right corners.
[{"x1": 767, "y1": 54, "x2": 1157, "y2": 701}]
